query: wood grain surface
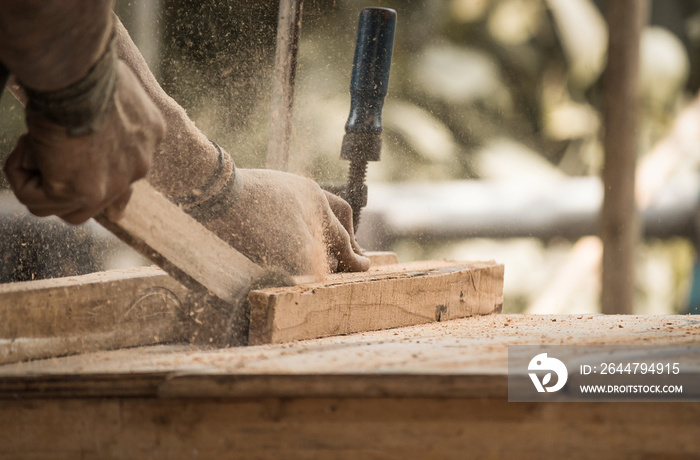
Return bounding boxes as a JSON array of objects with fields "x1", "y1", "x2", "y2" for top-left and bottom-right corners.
[{"x1": 1, "y1": 257, "x2": 500, "y2": 363}]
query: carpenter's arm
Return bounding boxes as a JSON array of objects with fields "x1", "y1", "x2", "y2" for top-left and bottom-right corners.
[
  {"x1": 113, "y1": 18, "x2": 369, "y2": 275},
  {"x1": 0, "y1": 1, "x2": 165, "y2": 224},
  {"x1": 0, "y1": 0, "x2": 113, "y2": 91}
]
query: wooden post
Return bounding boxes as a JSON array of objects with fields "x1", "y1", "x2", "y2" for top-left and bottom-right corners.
[
  {"x1": 130, "y1": 0, "x2": 162, "y2": 80},
  {"x1": 601, "y1": 0, "x2": 647, "y2": 314},
  {"x1": 266, "y1": 0, "x2": 304, "y2": 171}
]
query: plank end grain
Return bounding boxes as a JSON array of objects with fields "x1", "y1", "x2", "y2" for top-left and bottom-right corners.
[{"x1": 248, "y1": 260, "x2": 504, "y2": 345}]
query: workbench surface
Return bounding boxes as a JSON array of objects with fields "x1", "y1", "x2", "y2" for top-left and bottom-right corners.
[
  {"x1": 1, "y1": 313, "x2": 699, "y2": 399},
  {"x1": 3, "y1": 314, "x2": 700, "y2": 459}
]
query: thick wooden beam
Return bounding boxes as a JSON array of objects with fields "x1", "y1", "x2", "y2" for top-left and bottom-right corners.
[
  {"x1": 248, "y1": 260, "x2": 503, "y2": 345},
  {"x1": 0, "y1": 256, "x2": 500, "y2": 363}
]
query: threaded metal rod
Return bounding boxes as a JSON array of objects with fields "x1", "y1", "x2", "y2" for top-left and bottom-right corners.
[{"x1": 347, "y1": 158, "x2": 368, "y2": 233}]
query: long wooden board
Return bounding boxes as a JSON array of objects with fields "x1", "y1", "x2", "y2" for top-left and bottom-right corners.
[
  {"x1": 0, "y1": 257, "x2": 501, "y2": 363},
  {"x1": 1, "y1": 397, "x2": 699, "y2": 459},
  {"x1": 96, "y1": 180, "x2": 265, "y2": 305}
]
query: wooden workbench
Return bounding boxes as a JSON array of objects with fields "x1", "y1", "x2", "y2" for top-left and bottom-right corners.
[{"x1": 1, "y1": 314, "x2": 700, "y2": 458}]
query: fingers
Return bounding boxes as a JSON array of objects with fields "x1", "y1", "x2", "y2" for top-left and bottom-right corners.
[
  {"x1": 323, "y1": 190, "x2": 365, "y2": 255},
  {"x1": 324, "y1": 212, "x2": 371, "y2": 273},
  {"x1": 4, "y1": 135, "x2": 35, "y2": 195},
  {"x1": 2, "y1": 136, "x2": 77, "y2": 217},
  {"x1": 36, "y1": 181, "x2": 132, "y2": 225},
  {"x1": 323, "y1": 191, "x2": 353, "y2": 232},
  {"x1": 4, "y1": 134, "x2": 135, "y2": 224},
  {"x1": 54, "y1": 187, "x2": 132, "y2": 225},
  {"x1": 104, "y1": 187, "x2": 133, "y2": 222}
]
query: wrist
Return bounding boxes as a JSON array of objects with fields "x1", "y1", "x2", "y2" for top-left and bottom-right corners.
[
  {"x1": 175, "y1": 142, "x2": 242, "y2": 222},
  {"x1": 23, "y1": 31, "x2": 117, "y2": 136}
]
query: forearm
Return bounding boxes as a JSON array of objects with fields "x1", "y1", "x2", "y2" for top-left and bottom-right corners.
[
  {"x1": 2, "y1": 12, "x2": 215, "y2": 199},
  {"x1": 0, "y1": 0, "x2": 114, "y2": 91},
  {"x1": 114, "y1": 17, "x2": 226, "y2": 204}
]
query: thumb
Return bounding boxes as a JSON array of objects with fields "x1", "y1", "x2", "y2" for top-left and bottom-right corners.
[
  {"x1": 104, "y1": 186, "x2": 133, "y2": 222},
  {"x1": 325, "y1": 215, "x2": 371, "y2": 272},
  {"x1": 4, "y1": 135, "x2": 42, "y2": 198},
  {"x1": 323, "y1": 190, "x2": 365, "y2": 255}
]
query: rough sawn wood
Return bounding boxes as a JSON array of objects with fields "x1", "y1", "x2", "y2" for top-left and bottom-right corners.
[
  {"x1": 248, "y1": 260, "x2": 504, "y2": 345},
  {"x1": 0, "y1": 258, "x2": 503, "y2": 362},
  {"x1": 96, "y1": 180, "x2": 265, "y2": 305}
]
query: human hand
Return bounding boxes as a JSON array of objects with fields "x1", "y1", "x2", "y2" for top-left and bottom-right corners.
[
  {"x1": 3, "y1": 61, "x2": 165, "y2": 224},
  {"x1": 206, "y1": 169, "x2": 370, "y2": 276}
]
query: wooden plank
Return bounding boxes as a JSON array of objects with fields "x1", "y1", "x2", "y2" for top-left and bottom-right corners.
[
  {"x1": 0, "y1": 256, "x2": 497, "y2": 364},
  {"x1": 0, "y1": 266, "x2": 190, "y2": 365},
  {"x1": 247, "y1": 260, "x2": 504, "y2": 345},
  {"x1": 364, "y1": 250, "x2": 398, "y2": 266},
  {"x1": 96, "y1": 180, "x2": 271, "y2": 347},
  {"x1": 97, "y1": 180, "x2": 265, "y2": 305}
]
